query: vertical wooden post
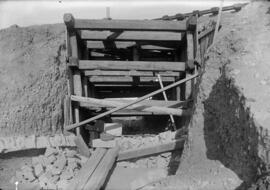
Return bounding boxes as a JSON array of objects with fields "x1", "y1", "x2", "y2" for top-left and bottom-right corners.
[{"x1": 64, "y1": 14, "x2": 83, "y2": 136}]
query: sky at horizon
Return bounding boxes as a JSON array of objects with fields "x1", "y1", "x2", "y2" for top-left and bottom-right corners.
[{"x1": 0, "y1": 0, "x2": 249, "y2": 29}]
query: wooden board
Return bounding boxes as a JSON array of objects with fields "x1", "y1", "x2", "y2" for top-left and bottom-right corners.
[
  {"x1": 117, "y1": 138, "x2": 185, "y2": 161},
  {"x1": 71, "y1": 18, "x2": 187, "y2": 32},
  {"x1": 88, "y1": 76, "x2": 175, "y2": 83},
  {"x1": 87, "y1": 41, "x2": 174, "y2": 50},
  {"x1": 84, "y1": 147, "x2": 120, "y2": 190},
  {"x1": 74, "y1": 134, "x2": 91, "y2": 157},
  {"x1": 81, "y1": 30, "x2": 182, "y2": 42},
  {"x1": 67, "y1": 148, "x2": 107, "y2": 190},
  {"x1": 79, "y1": 60, "x2": 185, "y2": 72},
  {"x1": 84, "y1": 70, "x2": 180, "y2": 77},
  {"x1": 71, "y1": 95, "x2": 187, "y2": 116}
]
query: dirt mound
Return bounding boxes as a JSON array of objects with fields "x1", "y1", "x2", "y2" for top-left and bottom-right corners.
[
  {"x1": 142, "y1": 1, "x2": 270, "y2": 189},
  {"x1": 0, "y1": 24, "x2": 67, "y2": 136}
]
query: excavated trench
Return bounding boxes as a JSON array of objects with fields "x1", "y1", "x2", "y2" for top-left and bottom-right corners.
[{"x1": 1, "y1": 1, "x2": 270, "y2": 189}]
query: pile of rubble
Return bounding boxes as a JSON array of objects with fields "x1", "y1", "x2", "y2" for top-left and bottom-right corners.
[
  {"x1": 116, "y1": 131, "x2": 177, "y2": 169},
  {"x1": 14, "y1": 147, "x2": 87, "y2": 189}
]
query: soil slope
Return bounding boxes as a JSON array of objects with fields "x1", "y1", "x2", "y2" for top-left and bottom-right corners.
[
  {"x1": 0, "y1": 24, "x2": 67, "y2": 136},
  {"x1": 143, "y1": 1, "x2": 270, "y2": 190}
]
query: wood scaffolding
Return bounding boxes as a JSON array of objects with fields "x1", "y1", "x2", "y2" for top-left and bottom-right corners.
[{"x1": 63, "y1": 5, "x2": 220, "y2": 189}]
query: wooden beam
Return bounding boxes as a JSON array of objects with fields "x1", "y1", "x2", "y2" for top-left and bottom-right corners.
[
  {"x1": 67, "y1": 148, "x2": 107, "y2": 190},
  {"x1": 64, "y1": 14, "x2": 187, "y2": 31},
  {"x1": 87, "y1": 41, "x2": 174, "y2": 50},
  {"x1": 81, "y1": 30, "x2": 182, "y2": 42},
  {"x1": 74, "y1": 134, "x2": 91, "y2": 157},
  {"x1": 79, "y1": 60, "x2": 185, "y2": 72},
  {"x1": 84, "y1": 147, "x2": 120, "y2": 190},
  {"x1": 88, "y1": 76, "x2": 175, "y2": 83},
  {"x1": 71, "y1": 95, "x2": 188, "y2": 116},
  {"x1": 117, "y1": 138, "x2": 185, "y2": 161},
  {"x1": 80, "y1": 98, "x2": 186, "y2": 109},
  {"x1": 84, "y1": 70, "x2": 180, "y2": 77},
  {"x1": 65, "y1": 73, "x2": 198, "y2": 131}
]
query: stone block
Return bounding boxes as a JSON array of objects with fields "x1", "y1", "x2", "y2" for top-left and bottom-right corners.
[
  {"x1": 54, "y1": 155, "x2": 67, "y2": 171},
  {"x1": 47, "y1": 155, "x2": 57, "y2": 165},
  {"x1": 51, "y1": 166, "x2": 62, "y2": 175},
  {"x1": 92, "y1": 139, "x2": 116, "y2": 148},
  {"x1": 34, "y1": 163, "x2": 44, "y2": 177},
  {"x1": 104, "y1": 123, "x2": 123, "y2": 136},
  {"x1": 65, "y1": 149, "x2": 77, "y2": 158},
  {"x1": 23, "y1": 171, "x2": 36, "y2": 182},
  {"x1": 60, "y1": 169, "x2": 73, "y2": 180}
]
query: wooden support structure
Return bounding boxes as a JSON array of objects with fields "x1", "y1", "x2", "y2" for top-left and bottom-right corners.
[
  {"x1": 63, "y1": 10, "x2": 217, "y2": 190},
  {"x1": 70, "y1": 95, "x2": 189, "y2": 116}
]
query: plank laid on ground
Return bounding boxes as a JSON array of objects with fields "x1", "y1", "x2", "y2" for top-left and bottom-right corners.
[
  {"x1": 65, "y1": 73, "x2": 199, "y2": 131},
  {"x1": 67, "y1": 148, "x2": 107, "y2": 190},
  {"x1": 64, "y1": 14, "x2": 187, "y2": 31},
  {"x1": 79, "y1": 60, "x2": 185, "y2": 72},
  {"x1": 83, "y1": 147, "x2": 120, "y2": 190},
  {"x1": 81, "y1": 30, "x2": 182, "y2": 42},
  {"x1": 71, "y1": 95, "x2": 188, "y2": 116},
  {"x1": 88, "y1": 76, "x2": 175, "y2": 83},
  {"x1": 117, "y1": 138, "x2": 185, "y2": 161},
  {"x1": 84, "y1": 70, "x2": 180, "y2": 77}
]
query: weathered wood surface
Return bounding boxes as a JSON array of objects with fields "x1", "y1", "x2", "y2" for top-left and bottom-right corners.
[
  {"x1": 65, "y1": 73, "x2": 198, "y2": 131},
  {"x1": 84, "y1": 147, "x2": 120, "y2": 190},
  {"x1": 81, "y1": 30, "x2": 182, "y2": 42},
  {"x1": 71, "y1": 95, "x2": 187, "y2": 116},
  {"x1": 79, "y1": 60, "x2": 185, "y2": 72},
  {"x1": 88, "y1": 76, "x2": 175, "y2": 83},
  {"x1": 154, "y1": 3, "x2": 247, "y2": 20},
  {"x1": 67, "y1": 148, "x2": 107, "y2": 190},
  {"x1": 117, "y1": 138, "x2": 185, "y2": 161},
  {"x1": 84, "y1": 70, "x2": 180, "y2": 77},
  {"x1": 64, "y1": 14, "x2": 187, "y2": 31},
  {"x1": 74, "y1": 134, "x2": 91, "y2": 157},
  {"x1": 87, "y1": 41, "x2": 174, "y2": 50}
]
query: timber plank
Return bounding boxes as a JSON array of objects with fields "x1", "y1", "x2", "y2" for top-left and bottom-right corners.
[
  {"x1": 84, "y1": 70, "x2": 180, "y2": 77},
  {"x1": 71, "y1": 18, "x2": 187, "y2": 32},
  {"x1": 117, "y1": 138, "x2": 185, "y2": 161},
  {"x1": 71, "y1": 95, "x2": 188, "y2": 116},
  {"x1": 84, "y1": 147, "x2": 120, "y2": 190},
  {"x1": 67, "y1": 148, "x2": 107, "y2": 190},
  {"x1": 87, "y1": 41, "x2": 174, "y2": 50},
  {"x1": 81, "y1": 30, "x2": 182, "y2": 42},
  {"x1": 79, "y1": 60, "x2": 185, "y2": 72},
  {"x1": 88, "y1": 76, "x2": 175, "y2": 83}
]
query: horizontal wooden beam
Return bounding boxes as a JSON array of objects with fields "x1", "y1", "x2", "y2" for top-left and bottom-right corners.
[
  {"x1": 117, "y1": 137, "x2": 185, "y2": 161},
  {"x1": 78, "y1": 97, "x2": 185, "y2": 108},
  {"x1": 64, "y1": 14, "x2": 187, "y2": 31},
  {"x1": 65, "y1": 73, "x2": 198, "y2": 131},
  {"x1": 88, "y1": 76, "x2": 175, "y2": 83},
  {"x1": 87, "y1": 41, "x2": 175, "y2": 50},
  {"x1": 84, "y1": 70, "x2": 180, "y2": 77},
  {"x1": 79, "y1": 60, "x2": 185, "y2": 72},
  {"x1": 81, "y1": 31, "x2": 182, "y2": 42},
  {"x1": 71, "y1": 95, "x2": 188, "y2": 116}
]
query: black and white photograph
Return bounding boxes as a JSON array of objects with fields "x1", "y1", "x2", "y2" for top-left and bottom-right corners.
[{"x1": 0, "y1": 0, "x2": 269, "y2": 189}]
